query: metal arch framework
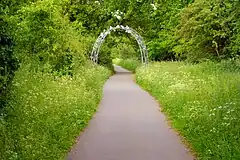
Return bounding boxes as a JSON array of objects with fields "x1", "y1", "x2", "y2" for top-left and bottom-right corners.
[{"x1": 90, "y1": 25, "x2": 148, "y2": 64}]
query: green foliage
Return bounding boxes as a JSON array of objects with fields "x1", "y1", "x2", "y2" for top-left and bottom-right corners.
[
  {"x1": 21, "y1": 0, "x2": 239, "y2": 64},
  {"x1": 0, "y1": 0, "x2": 32, "y2": 13},
  {"x1": 0, "y1": 33, "x2": 18, "y2": 108},
  {"x1": 98, "y1": 45, "x2": 114, "y2": 71},
  {"x1": 147, "y1": 31, "x2": 176, "y2": 61},
  {"x1": 97, "y1": 33, "x2": 139, "y2": 71},
  {"x1": 0, "y1": 6, "x2": 19, "y2": 108},
  {"x1": 113, "y1": 58, "x2": 141, "y2": 73},
  {"x1": 175, "y1": 0, "x2": 240, "y2": 61},
  {"x1": 10, "y1": 0, "x2": 87, "y2": 72},
  {"x1": 143, "y1": 1, "x2": 189, "y2": 61},
  {"x1": 111, "y1": 43, "x2": 137, "y2": 59},
  {"x1": 0, "y1": 63, "x2": 110, "y2": 160},
  {"x1": 136, "y1": 61, "x2": 240, "y2": 159},
  {"x1": 67, "y1": 0, "x2": 112, "y2": 35}
]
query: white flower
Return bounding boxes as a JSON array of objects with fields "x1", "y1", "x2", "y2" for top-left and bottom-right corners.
[
  {"x1": 113, "y1": 10, "x2": 123, "y2": 20},
  {"x1": 94, "y1": 1, "x2": 100, "y2": 5},
  {"x1": 209, "y1": 113, "x2": 215, "y2": 116},
  {"x1": 116, "y1": 15, "x2": 121, "y2": 20},
  {"x1": 151, "y1": 4, "x2": 157, "y2": 10}
]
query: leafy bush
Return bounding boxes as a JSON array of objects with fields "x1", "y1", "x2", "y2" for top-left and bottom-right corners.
[
  {"x1": 146, "y1": 2, "x2": 183, "y2": 61},
  {"x1": 136, "y1": 61, "x2": 240, "y2": 159},
  {"x1": 175, "y1": 0, "x2": 240, "y2": 61},
  {"x1": 98, "y1": 45, "x2": 114, "y2": 71},
  {"x1": 147, "y1": 32, "x2": 176, "y2": 61},
  {"x1": 111, "y1": 43, "x2": 138, "y2": 60},
  {"x1": 0, "y1": 34, "x2": 18, "y2": 108},
  {"x1": 0, "y1": 16, "x2": 19, "y2": 108},
  {"x1": 9, "y1": 0, "x2": 87, "y2": 73},
  {"x1": 0, "y1": 63, "x2": 110, "y2": 160}
]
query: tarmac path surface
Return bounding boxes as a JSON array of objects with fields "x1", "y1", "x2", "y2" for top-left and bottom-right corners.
[{"x1": 67, "y1": 65, "x2": 194, "y2": 160}]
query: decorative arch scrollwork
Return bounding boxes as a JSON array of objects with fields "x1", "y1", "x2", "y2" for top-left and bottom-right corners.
[{"x1": 90, "y1": 25, "x2": 148, "y2": 64}]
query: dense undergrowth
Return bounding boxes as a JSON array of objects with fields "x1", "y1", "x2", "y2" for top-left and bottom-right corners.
[
  {"x1": 0, "y1": 63, "x2": 110, "y2": 160},
  {"x1": 136, "y1": 60, "x2": 240, "y2": 160}
]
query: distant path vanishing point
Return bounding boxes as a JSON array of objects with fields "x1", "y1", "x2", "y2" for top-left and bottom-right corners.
[{"x1": 67, "y1": 65, "x2": 194, "y2": 160}]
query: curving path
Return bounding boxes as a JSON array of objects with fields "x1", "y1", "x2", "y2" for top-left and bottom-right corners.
[{"x1": 67, "y1": 65, "x2": 194, "y2": 160}]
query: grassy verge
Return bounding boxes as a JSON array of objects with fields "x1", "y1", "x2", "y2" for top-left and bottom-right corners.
[
  {"x1": 0, "y1": 63, "x2": 111, "y2": 160},
  {"x1": 112, "y1": 58, "x2": 141, "y2": 73},
  {"x1": 136, "y1": 61, "x2": 240, "y2": 160}
]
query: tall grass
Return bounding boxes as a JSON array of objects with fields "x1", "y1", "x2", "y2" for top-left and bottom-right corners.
[
  {"x1": 112, "y1": 58, "x2": 141, "y2": 73},
  {"x1": 136, "y1": 61, "x2": 240, "y2": 160},
  {"x1": 0, "y1": 63, "x2": 110, "y2": 160}
]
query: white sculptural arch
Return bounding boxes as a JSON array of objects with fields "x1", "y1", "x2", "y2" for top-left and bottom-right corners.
[{"x1": 90, "y1": 25, "x2": 148, "y2": 64}]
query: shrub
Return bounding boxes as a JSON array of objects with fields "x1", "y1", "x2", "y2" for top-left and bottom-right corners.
[
  {"x1": 0, "y1": 17, "x2": 19, "y2": 108},
  {"x1": 175, "y1": 0, "x2": 240, "y2": 61},
  {"x1": 98, "y1": 45, "x2": 114, "y2": 71},
  {"x1": 9, "y1": 0, "x2": 87, "y2": 74}
]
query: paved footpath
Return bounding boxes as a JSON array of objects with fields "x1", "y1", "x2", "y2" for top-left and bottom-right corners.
[{"x1": 67, "y1": 66, "x2": 194, "y2": 160}]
